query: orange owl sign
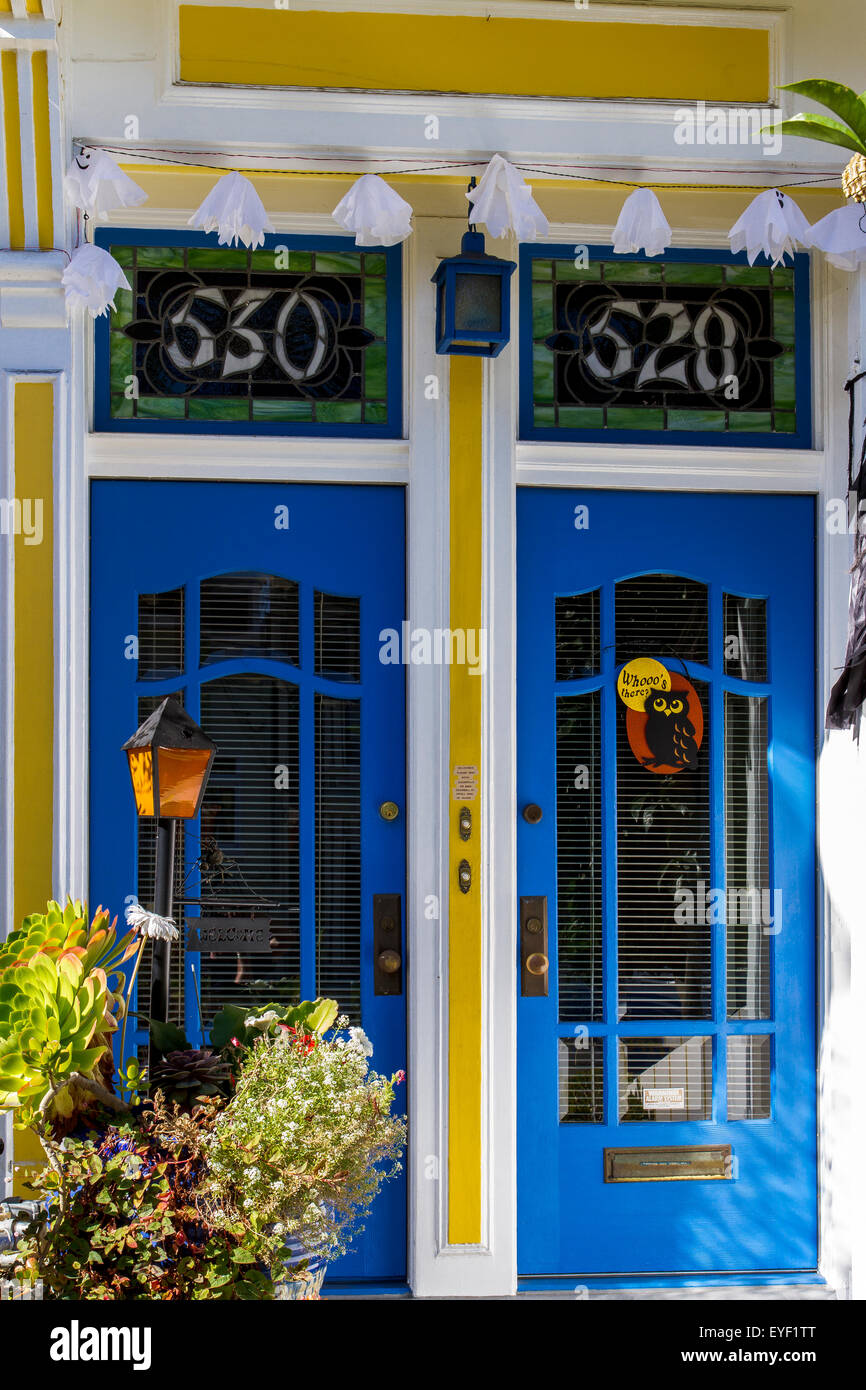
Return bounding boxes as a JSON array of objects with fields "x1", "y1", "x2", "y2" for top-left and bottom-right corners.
[{"x1": 617, "y1": 658, "x2": 703, "y2": 774}]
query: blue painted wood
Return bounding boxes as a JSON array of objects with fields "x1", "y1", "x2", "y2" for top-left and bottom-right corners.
[
  {"x1": 518, "y1": 245, "x2": 811, "y2": 449},
  {"x1": 92, "y1": 229, "x2": 403, "y2": 439},
  {"x1": 517, "y1": 489, "x2": 817, "y2": 1275},
  {"x1": 90, "y1": 480, "x2": 407, "y2": 1281}
]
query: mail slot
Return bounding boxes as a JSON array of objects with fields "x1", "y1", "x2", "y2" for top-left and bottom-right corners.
[{"x1": 604, "y1": 1144, "x2": 732, "y2": 1183}]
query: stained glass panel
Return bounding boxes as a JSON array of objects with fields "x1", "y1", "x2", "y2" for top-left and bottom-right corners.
[
  {"x1": 98, "y1": 236, "x2": 400, "y2": 435},
  {"x1": 522, "y1": 250, "x2": 808, "y2": 443}
]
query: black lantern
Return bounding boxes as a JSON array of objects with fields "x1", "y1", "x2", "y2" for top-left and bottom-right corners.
[
  {"x1": 122, "y1": 698, "x2": 216, "y2": 1032},
  {"x1": 431, "y1": 221, "x2": 516, "y2": 358},
  {"x1": 123, "y1": 696, "x2": 216, "y2": 821}
]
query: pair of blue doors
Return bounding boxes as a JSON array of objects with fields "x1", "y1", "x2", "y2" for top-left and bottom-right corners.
[
  {"x1": 92, "y1": 482, "x2": 818, "y2": 1281},
  {"x1": 517, "y1": 488, "x2": 817, "y2": 1277},
  {"x1": 90, "y1": 482, "x2": 407, "y2": 1282}
]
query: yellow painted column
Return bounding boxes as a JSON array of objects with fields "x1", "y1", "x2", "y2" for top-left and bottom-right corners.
[
  {"x1": 1, "y1": 50, "x2": 26, "y2": 250},
  {"x1": 13, "y1": 382, "x2": 55, "y2": 925},
  {"x1": 10, "y1": 382, "x2": 55, "y2": 1193},
  {"x1": 448, "y1": 357, "x2": 484, "y2": 1243}
]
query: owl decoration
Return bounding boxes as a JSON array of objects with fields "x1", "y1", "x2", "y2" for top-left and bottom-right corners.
[
  {"x1": 642, "y1": 687, "x2": 699, "y2": 770},
  {"x1": 623, "y1": 668, "x2": 704, "y2": 774}
]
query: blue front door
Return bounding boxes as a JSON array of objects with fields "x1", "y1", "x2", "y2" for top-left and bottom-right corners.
[
  {"x1": 90, "y1": 481, "x2": 407, "y2": 1281},
  {"x1": 517, "y1": 489, "x2": 817, "y2": 1276}
]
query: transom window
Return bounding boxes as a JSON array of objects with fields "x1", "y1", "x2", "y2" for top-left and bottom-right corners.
[
  {"x1": 521, "y1": 245, "x2": 810, "y2": 447},
  {"x1": 94, "y1": 231, "x2": 402, "y2": 437}
]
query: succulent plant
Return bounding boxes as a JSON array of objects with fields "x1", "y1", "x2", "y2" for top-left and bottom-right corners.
[
  {"x1": 150, "y1": 1049, "x2": 232, "y2": 1108},
  {"x1": 0, "y1": 901, "x2": 138, "y2": 1128}
]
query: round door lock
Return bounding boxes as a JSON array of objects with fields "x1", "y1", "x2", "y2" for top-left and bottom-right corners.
[
  {"x1": 381, "y1": 915, "x2": 396, "y2": 932},
  {"x1": 525, "y1": 952, "x2": 549, "y2": 977},
  {"x1": 522, "y1": 803, "x2": 543, "y2": 825},
  {"x1": 379, "y1": 801, "x2": 400, "y2": 821},
  {"x1": 525, "y1": 916, "x2": 543, "y2": 935},
  {"x1": 378, "y1": 948, "x2": 402, "y2": 974}
]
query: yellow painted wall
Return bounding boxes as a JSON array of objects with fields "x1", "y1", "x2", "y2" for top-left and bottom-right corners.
[
  {"x1": 179, "y1": 5, "x2": 770, "y2": 103},
  {"x1": 11, "y1": 383, "x2": 55, "y2": 1197},
  {"x1": 448, "y1": 357, "x2": 483, "y2": 1244}
]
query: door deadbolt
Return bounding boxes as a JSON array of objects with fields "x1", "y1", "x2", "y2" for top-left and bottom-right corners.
[
  {"x1": 379, "y1": 801, "x2": 400, "y2": 821},
  {"x1": 522, "y1": 803, "x2": 543, "y2": 824}
]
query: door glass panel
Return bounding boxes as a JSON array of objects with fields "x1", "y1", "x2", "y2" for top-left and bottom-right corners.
[
  {"x1": 559, "y1": 1037, "x2": 604, "y2": 1122},
  {"x1": 315, "y1": 591, "x2": 361, "y2": 682},
  {"x1": 138, "y1": 589, "x2": 184, "y2": 680},
  {"x1": 316, "y1": 693, "x2": 361, "y2": 1018},
  {"x1": 555, "y1": 590, "x2": 600, "y2": 679},
  {"x1": 200, "y1": 573, "x2": 299, "y2": 666},
  {"x1": 615, "y1": 575, "x2": 708, "y2": 665},
  {"x1": 619, "y1": 1036, "x2": 712, "y2": 1122},
  {"x1": 724, "y1": 594, "x2": 768, "y2": 681},
  {"x1": 197, "y1": 674, "x2": 301, "y2": 1023},
  {"x1": 617, "y1": 680, "x2": 711, "y2": 1019},
  {"x1": 727, "y1": 1035, "x2": 772, "y2": 1120},
  {"x1": 557, "y1": 692, "x2": 603, "y2": 1021},
  {"x1": 725, "y1": 693, "x2": 771, "y2": 1020}
]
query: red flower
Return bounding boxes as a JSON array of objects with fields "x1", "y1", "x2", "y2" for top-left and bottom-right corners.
[{"x1": 395, "y1": 1070, "x2": 406, "y2": 1084}]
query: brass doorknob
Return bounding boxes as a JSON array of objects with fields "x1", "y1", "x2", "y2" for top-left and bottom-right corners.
[
  {"x1": 525, "y1": 952, "x2": 549, "y2": 976},
  {"x1": 378, "y1": 948, "x2": 402, "y2": 974}
]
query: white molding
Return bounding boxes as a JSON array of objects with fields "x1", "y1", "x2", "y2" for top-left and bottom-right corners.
[
  {"x1": 86, "y1": 434, "x2": 410, "y2": 482},
  {"x1": 0, "y1": 252, "x2": 67, "y2": 330},
  {"x1": 405, "y1": 217, "x2": 451, "y2": 1292},
  {"x1": 516, "y1": 445, "x2": 825, "y2": 492},
  {"x1": 170, "y1": 0, "x2": 784, "y2": 25}
]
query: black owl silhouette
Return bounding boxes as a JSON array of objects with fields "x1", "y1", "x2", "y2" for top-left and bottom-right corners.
[{"x1": 642, "y1": 687, "x2": 698, "y2": 770}]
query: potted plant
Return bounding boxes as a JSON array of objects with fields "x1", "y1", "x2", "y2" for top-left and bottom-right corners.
[{"x1": 1, "y1": 899, "x2": 406, "y2": 1300}]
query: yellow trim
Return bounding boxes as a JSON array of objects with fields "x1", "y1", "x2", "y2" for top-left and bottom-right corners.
[
  {"x1": 179, "y1": 6, "x2": 770, "y2": 104},
  {"x1": 1, "y1": 50, "x2": 26, "y2": 250},
  {"x1": 13, "y1": 382, "x2": 54, "y2": 930},
  {"x1": 31, "y1": 49, "x2": 54, "y2": 251},
  {"x1": 448, "y1": 356, "x2": 484, "y2": 1244}
]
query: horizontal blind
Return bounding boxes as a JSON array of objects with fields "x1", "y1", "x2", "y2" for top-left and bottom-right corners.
[{"x1": 556, "y1": 691, "x2": 603, "y2": 1021}]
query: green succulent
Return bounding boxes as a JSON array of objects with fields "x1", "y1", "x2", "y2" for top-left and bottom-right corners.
[
  {"x1": 0, "y1": 951, "x2": 112, "y2": 1124},
  {"x1": 150, "y1": 1049, "x2": 233, "y2": 1108},
  {"x1": 770, "y1": 80, "x2": 866, "y2": 158},
  {"x1": 0, "y1": 898, "x2": 138, "y2": 1032}
]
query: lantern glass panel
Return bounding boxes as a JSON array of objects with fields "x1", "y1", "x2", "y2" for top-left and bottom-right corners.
[
  {"x1": 454, "y1": 272, "x2": 502, "y2": 333},
  {"x1": 127, "y1": 749, "x2": 155, "y2": 817},
  {"x1": 156, "y1": 746, "x2": 213, "y2": 818}
]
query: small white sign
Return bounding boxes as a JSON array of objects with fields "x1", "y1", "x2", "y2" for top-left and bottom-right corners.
[{"x1": 642, "y1": 1087, "x2": 685, "y2": 1110}]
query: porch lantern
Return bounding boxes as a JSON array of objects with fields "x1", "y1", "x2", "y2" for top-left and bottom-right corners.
[
  {"x1": 123, "y1": 696, "x2": 216, "y2": 821},
  {"x1": 122, "y1": 697, "x2": 216, "y2": 1034},
  {"x1": 432, "y1": 227, "x2": 516, "y2": 358}
]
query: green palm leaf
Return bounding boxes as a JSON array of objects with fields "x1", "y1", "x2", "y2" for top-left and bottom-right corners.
[
  {"x1": 780, "y1": 80, "x2": 866, "y2": 148},
  {"x1": 773, "y1": 115, "x2": 866, "y2": 157}
]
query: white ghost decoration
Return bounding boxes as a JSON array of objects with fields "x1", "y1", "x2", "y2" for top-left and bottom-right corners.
[
  {"x1": 467, "y1": 155, "x2": 549, "y2": 241},
  {"x1": 64, "y1": 148, "x2": 148, "y2": 221},
  {"x1": 612, "y1": 189, "x2": 672, "y2": 257},
  {"x1": 728, "y1": 189, "x2": 812, "y2": 267},
  {"x1": 188, "y1": 171, "x2": 275, "y2": 250},
  {"x1": 805, "y1": 203, "x2": 866, "y2": 271},
  {"x1": 332, "y1": 173, "x2": 413, "y2": 247},
  {"x1": 62, "y1": 244, "x2": 131, "y2": 318}
]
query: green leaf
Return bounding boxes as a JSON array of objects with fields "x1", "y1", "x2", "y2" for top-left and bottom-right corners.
[
  {"x1": 141, "y1": 1016, "x2": 190, "y2": 1053},
  {"x1": 304, "y1": 998, "x2": 338, "y2": 1036},
  {"x1": 208, "y1": 1004, "x2": 249, "y2": 1051},
  {"x1": 230, "y1": 1248, "x2": 257, "y2": 1264},
  {"x1": 769, "y1": 114, "x2": 866, "y2": 156},
  {"x1": 780, "y1": 79, "x2": 866, "y2": 148}
]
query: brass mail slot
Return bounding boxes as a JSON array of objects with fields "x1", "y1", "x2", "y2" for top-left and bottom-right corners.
[{"x1": 604, "y1": 1144, "x2": 732, "y2": 1183}]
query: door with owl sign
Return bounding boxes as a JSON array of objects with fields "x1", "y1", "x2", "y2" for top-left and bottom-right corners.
[{"x1": 517, "y1": 489, "x2": 817, "y2": 1277}]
